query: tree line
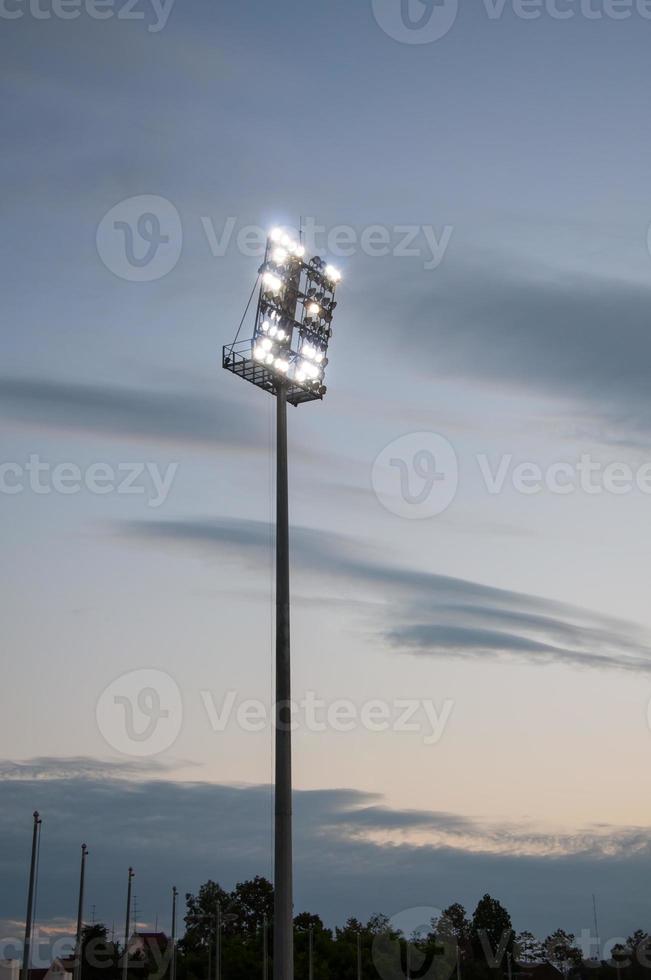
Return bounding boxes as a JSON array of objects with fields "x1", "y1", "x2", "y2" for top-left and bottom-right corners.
[{"x1": 77, "y1": 876, "x2": 651, "y2": 980}]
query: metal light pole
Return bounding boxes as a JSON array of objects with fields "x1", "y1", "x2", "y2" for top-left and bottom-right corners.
[
  {"x1": 170, "y1": 888, "x2": 178, "y2": 980},
  {"x1": 274, "y1": 378, "x2": 292, "y2": 980},
  {"x1": 74, "y1": 844, "x2": 88, "y2": 980},
  {"x1": 215, "y1": 904, "x2": 221, "y2": 980},
  {"x1": 356, "y1": 931, "x2": 362, "y2": 980},
  {"x1": 262, "y1": 916, "x2": 269, "y2": 980},
  {"x1": 21, "y1": 811, "x2": 42, "y2": 980},
  {"x1": 223, "y1": 226, "x2": 343, "y2": 980},
  {"x1": 122, "y1": 868, "x2": 134, "y2": 980},
  {"x1": 308, "y1": 925, "x2": 314, "y2": 980}
]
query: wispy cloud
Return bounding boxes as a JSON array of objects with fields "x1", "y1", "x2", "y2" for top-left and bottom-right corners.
[
  {"x1": 392, "y1": 258, "x2": 651, "y2": 442},
  {"x1": 0, "y1": 756, "x2": 178, "y2": 781},
  {"x1": 0, "y1": 376, "x2": 268, "y2": 450},
  {"x1": 124, "y1": 516, "x2": 651, "y2": 675}
]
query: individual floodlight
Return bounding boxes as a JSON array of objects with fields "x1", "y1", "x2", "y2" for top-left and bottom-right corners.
[
  {"x1": 263, "y1": 271, "x2": 282, "y2": 292},
  {"x1": 325, "y1": 264, "x2": 341, "y2": 283}
]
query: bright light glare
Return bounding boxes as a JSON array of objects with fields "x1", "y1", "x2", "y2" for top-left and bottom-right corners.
[
  {"x1": 270, "y1": 325, "x2": 278, "y2": 338},
  {"x1": 294, "y1": 243, "x2": 306, "y2": 258},
  {"x1": 325, "y1": 265, "x2": 341, "y2": 283},
  {"x1": 263, "y1": 272, "x2": 282, "y2": 292},
  {"x1": 261, "y1": 337, "x2": 273, "y2": 351},
  {"x1": 272, "y1": 247, "x2": 288, "y2": 265},
  {"x1": 262, "y1": 320, "x2": 270, "y2": 332},
  {"x1": 275, "y1": 359, "x2": 289, "y2": 373},
  {"x1": 303, "y1": 343, "x2": 316, "y2": 360},
  {"x1": 265, "y1": 353, "x2": 274, "y2": 365},
  {"x1": 270, "y1": 228, "x2": 284, "y2": 243},
  {"x1": 277, "y1": 330, "x2": 287, "y2": 341},
  {"x1": 254, "y1": 346, "x2": 265, "y2": 361},
  {"x1": 308, "y1": 303, "x2": 320, "y2": 316}
]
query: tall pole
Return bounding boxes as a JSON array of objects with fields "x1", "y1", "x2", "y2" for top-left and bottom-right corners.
[
  {"x1": 262, "y1": 916, "x2": 268, "y2": 980},
  {"x1": 357, "y1": 932, "x2": 362, "y2": 980},
  {"x1": 74, "y1": 844, "x2": 88, "y2": 980},
  {"x1": 274, "y1": 380, "x2": 292, "y2": 980},
  {"x1": 216, "y1": 904, "x2": 221, "y2": 980},
  {"x1": 21, "y1": 811, "x2": 42, "y2": 980},
  {"x1": 122, "y1": 868, "x2": 134, "y2": 980},
  {"x1": 170, "y1": 888, "x2": 178, "y2": 980},
  {"x1": 592, "y1": 894, "x2": 601, "y2": 959},
  {"x1": 308, "y1": 925, "x2": 314, "y2": 980}
]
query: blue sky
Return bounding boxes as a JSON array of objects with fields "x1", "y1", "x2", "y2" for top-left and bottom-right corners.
[{"x1": 3, "y1": 0, "x2": 651, "y2": 954}]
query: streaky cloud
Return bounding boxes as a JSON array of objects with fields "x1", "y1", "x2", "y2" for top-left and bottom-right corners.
[
  {"x1": 0, "y1": 375, "x2": 268, "y2": 450},
  {"x1": 123, "y1": 516, "x2": 651, "y2": 675}
]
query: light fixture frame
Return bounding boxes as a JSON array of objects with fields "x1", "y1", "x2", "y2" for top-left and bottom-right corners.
[{"x1": 223, "y1": 230, "x2": 340, "y2": 407}]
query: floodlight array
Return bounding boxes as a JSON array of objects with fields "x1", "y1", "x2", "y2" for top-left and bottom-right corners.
[
  {"x1": 223, "y1": 227, "x2": 343, "y2": 405},
  {"x1": 252, "y1": 230, "x2": 341, "y2": 396}
]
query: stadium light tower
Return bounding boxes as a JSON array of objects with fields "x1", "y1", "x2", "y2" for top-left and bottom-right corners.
[{"x1": 223, "y1": 227, "x2": 343, "y2": 980}]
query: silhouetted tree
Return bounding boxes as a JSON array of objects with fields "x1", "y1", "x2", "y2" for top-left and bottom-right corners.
[
  {"x1": 229, "y1": 877, "x2": 273, "y2": 936},
  {"x1": 435, "y1": 903, "x2": 472, "y2": 954},
  {"x1": 80, "y1": 924, "x2": 119, "y2": 980},
  {"x1": 471, "y1": 895, "x2": 513, "y2": 968},
  {"x1": 514, "y1": 931, "x2": 545, "y2": 963},
  {"x1": 543, "y1": 929, "x2": 582, "y2": 975}
]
